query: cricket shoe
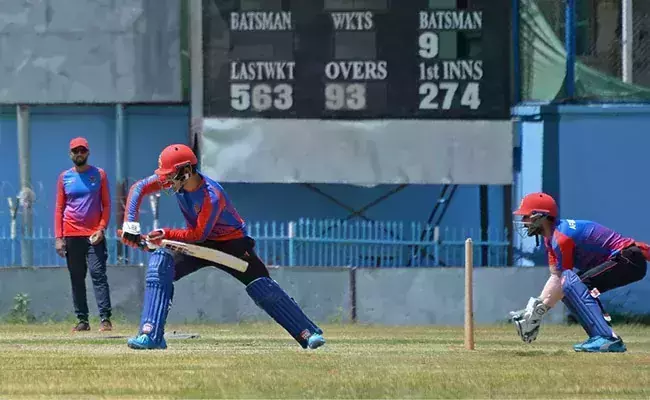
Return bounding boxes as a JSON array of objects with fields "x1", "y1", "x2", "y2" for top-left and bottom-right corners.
[
  {"x1": 127, "y1": 333, "x2": 167, "y2": 350},
  {"x1": 307, "y1": 333, "x2": 326, "y2": 350},
  {"x1": 99, "y1": 319, "x2": 112, "y2": 332},
  {"x1": 573, "y1": 336, "x2": 626, "y2": 353},
  {"x1": 72, "y1": 321, "x2": 91, "y2": 332}
]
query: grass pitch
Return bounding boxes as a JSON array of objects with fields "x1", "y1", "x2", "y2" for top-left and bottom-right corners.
[{"x1": 1, "y1": 323, "x2": 650, "y2": 399}]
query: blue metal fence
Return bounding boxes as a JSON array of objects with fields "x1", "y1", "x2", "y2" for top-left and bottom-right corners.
[{"x1": 0, "y1": 219, "x2": 511, "y2": 268}]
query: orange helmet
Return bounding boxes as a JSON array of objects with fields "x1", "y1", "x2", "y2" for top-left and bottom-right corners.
[
  {"x1": 513, "y1": 192, "x2": 558, "y2": 218},
  {"x1": 155, "y1": 144, "x2": 198, "y2": 177}
]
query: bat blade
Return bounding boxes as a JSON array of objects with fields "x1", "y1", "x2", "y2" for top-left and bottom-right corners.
[
  {"x1": 161, "y1": 240, "x2": 249, "y2": 273},
  {"x1": 116, "y1": 230, "x2": 249, "y2": 273}
]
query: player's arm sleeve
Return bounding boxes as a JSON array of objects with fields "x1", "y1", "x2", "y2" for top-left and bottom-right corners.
[
  {"x1": 54, "y1": 174, "x2": 65, "y2": 238},
  {"x1": 166, "y1": 190, "x2": 224, "y2": 242},
  {"x1": 553, "y1": 233, "x2": 576, "y2": 271},
  {"x1": 124, "y1": 174, "x2": 162, "y2": 222},
  {"x1": 98, "y1": 169, "x2": 111, "y2": 230}
]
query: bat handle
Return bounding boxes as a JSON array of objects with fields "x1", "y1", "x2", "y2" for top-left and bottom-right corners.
[
  {"x1": 117, "y1": 229, "x2": 156, "y2": 253},
  {"x1": 139, "y1": 238, "x2": 160, "y2": 252},
  {"x1": 138, "y1": 240, "x2": 151, "y2": 252}
]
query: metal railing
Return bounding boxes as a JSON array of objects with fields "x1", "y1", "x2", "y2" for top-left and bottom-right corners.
[{"x1": 0, "y1": 219, "x2": 511, "y2": 268}]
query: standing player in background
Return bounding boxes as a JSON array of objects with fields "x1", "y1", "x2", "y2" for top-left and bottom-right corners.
[
  {"x1": 509, "y1": 192, "x2": 649, "y2": 352},
  {"x1": 120, "y1": 144, "x2": 326, "y2": 350},
  {"x1": 54, "y1": 137, "x2": 113, "y2": 332}
]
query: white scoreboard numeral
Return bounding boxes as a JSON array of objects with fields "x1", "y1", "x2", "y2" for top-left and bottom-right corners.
[
  {"x1": 325, "y1": 83, "x2": 344, "y2": 110},
  {"x1": 418, "y1": 83, "x2": 439, "y2": 109},
  {"x1": 438, "y1": 82, "x2": 459, "y2": 110},
  {"x1": 418, "y1": 82, "x2": 481, "y2": 110},
  {"x1": 346, "y1": 83, "x2": 366, "y2": 110},
  {"x1": 230, "y1": 83, "x2": 294, "y2": 111},
  {"x1": 325, "y1": 83, "x2": 367, "y2": 111},
  {"x1": 273, "y1": 83, "x2": 293, "y2": 110},
  {"x1": 230, "y1": 84, "x2": 251, "y2": 111},
  {"x1": 252, "y1": 84, "x2": 273, "y2": 110},
  {"x1": 418, "y1": 32, "x2": 439, "y2": 59},
  {"x1": 460, "y1": 82, "x2": 481, "y2": 110}
]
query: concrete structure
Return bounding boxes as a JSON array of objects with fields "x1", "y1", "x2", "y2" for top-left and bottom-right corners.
[
  {"x1": 0, "y1": 0, "x2": 182, "y2": 103},
  {"x1": 4, "y1": 264, "x2": 650, "y2": 325},
  {"x1": 0, "y1": 266, "x2": 572, "y2": 324},
  {"x1": 0, "y1": 105, "x2": 508, "y2": 256}
]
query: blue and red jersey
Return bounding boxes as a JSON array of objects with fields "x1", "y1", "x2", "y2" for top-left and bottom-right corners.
[
  {"x1": 545, "y1": 219, "x2": 649, "y2": 273},
  {"x1": 125, "y1": 173, "x2": 246, "y2": 242},
  {"x1": 55, "y1": 166, "x2": 111, "y2": 238}
]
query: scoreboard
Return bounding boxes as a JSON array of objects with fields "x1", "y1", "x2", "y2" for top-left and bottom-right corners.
[{"x1": 202, "y1": 0, "x2": 512, "y2": 120}]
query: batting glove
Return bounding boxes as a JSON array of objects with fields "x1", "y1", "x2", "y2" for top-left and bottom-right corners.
[
  {"x1": 121, "y1": 221, "x2": 142, "y2": 248},
  {"x1": 145, "y1": 229, "x2": 166, "y2": 248}
]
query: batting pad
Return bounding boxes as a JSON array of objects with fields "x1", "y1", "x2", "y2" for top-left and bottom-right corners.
[
  {"x1": 561, "y1": 269, "x2": 613, "y2": 338},
  {"x1": 246, "y1": 277, "x2": 323, "y2": 348},
  {"x1": 139, "y1": 249, "x2": 175, "y2": 343}
]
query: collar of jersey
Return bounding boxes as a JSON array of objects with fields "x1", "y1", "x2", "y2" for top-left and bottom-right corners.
[{"x1": 179, "y1": 174, "x2": 206, "y2": 193}]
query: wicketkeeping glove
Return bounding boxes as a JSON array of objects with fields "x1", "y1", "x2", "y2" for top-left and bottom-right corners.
[
  {"x1": 512, "y1": 297, "x2": 550, "y2": 344},
  {"x1": 508, "y1": 308, "x2": 526, "y2": 322}
]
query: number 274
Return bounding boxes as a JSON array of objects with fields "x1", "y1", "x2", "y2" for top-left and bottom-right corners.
[{"x1": 418, "y1": 82, "x2": 480, "y2": 110}]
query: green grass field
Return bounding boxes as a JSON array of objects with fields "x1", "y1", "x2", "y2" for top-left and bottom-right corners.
[{"x1": 1, "y1": 322, "x2": 650, "y2": 399}]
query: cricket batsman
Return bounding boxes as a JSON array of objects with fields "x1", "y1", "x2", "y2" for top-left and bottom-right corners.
[
  {"x1": 509, "y1": 192, "x2": 649, "y2": 352},
  {"x1": 120, "y1": 144, "x2": 326, "y2": 350}
]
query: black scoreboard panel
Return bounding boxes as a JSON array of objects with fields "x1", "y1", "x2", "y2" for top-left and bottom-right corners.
[{"x1": 203, "y1": 0, "x2": 511, "y2": 120}]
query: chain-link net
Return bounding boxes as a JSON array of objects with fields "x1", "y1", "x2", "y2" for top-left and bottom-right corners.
[{"x1": 519, "y1": 0, "x2": 650, "y2": 102}]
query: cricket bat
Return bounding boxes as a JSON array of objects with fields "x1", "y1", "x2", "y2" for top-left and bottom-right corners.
[
  {"x1": 156, "y1": 239, "x2": 249, "y2": 273},
  {"x1": 117, "y1": 230, "x2": 249, "y2": 273}
]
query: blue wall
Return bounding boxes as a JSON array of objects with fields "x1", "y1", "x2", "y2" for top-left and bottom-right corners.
[
  {"x1": 557, "y1": 105, "x2": 650, "y2": 243},
  {"x1": 0, "y1": 113, "x2": 19, "y2": 230},
  {"x1": 516, "y1": 104, "x2": 650, "y2": 247},
  {"x1": 0, "y1": 105, "x2": 190, "y2": 235},
  {"x1": 0, "y1": 105, "x2": 506, "y2": 241}
]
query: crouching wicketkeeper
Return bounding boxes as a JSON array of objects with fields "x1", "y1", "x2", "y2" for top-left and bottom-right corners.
[{"x1": 508, "y1": 192, "x2": 649, "y2": 353}]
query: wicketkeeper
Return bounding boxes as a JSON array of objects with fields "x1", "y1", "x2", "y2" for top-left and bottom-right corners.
[
  {"x1": 509, "y1": 192, "x2": 649, "y2": 352},
  {"x1": 120, "y1": 144, "x2": 326, "y2": 350}
]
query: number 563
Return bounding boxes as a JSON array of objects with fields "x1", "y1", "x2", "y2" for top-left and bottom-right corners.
[{"x1": 230, "y1": 83, "x2": 293, "y2": 111}]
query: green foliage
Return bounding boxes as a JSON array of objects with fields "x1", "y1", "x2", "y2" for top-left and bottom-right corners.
[{"x1": 4, "y1": 293, "x2": 36, "y2": 324}]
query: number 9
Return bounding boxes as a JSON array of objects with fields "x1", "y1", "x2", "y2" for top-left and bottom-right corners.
[
  {"x1": 325, "y1": 84, "x2": 345, "y2": 110},
  {"x1": 418, "y1": 32, "x2": 439, "y2": 59}
]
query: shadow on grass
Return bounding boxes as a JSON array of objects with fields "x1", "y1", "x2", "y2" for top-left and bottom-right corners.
[
  {"x1": 568, "y1": 313, "x2": 650, "y2": 325},
  {"x1": 510, "y1": 349, "x2": 568, "y2": 357}
]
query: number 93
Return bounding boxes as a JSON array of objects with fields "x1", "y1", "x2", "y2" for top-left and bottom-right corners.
[{"x1": 324, "y1": 83, "x2": 367, "y2": 111}]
